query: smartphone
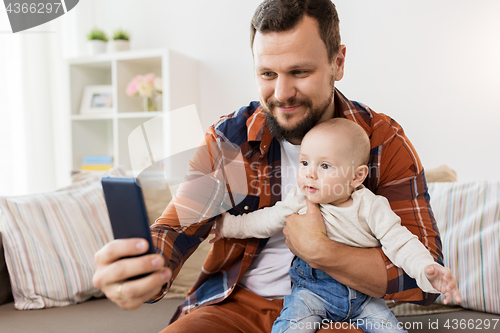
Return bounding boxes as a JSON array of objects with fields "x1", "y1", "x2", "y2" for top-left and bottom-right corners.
[{"x1": 101, "y1": 177, "x2": 156, "y2": 258}]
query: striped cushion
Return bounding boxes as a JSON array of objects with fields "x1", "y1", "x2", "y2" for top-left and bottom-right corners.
[
  {"x1": 428, "y1": 181, "x2": 500, "y2": 314},
  {"x1": 0, "y1": 168, "x2": 124, "y2": 310}
]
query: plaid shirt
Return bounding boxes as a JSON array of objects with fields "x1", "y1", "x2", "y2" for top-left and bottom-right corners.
[{"x1": 150, "y1": 89, "x2": 443, "y2": 322}]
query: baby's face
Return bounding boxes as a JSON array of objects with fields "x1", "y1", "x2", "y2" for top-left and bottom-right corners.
[{"x1": 297, "y1": 129, "x2": 356, "y2": 205}]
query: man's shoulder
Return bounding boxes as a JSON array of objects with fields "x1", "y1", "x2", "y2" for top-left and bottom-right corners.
[
  {"x1": 207, "y1": 101, "x2": 263, "y2": 143},
  {"x1": 348, "y1": 100, "x2": 407, "y2": 148}
]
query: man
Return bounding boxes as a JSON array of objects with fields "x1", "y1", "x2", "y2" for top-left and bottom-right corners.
[{"x1": 93, "y1": 1, "x2": 442, "y2": 332}]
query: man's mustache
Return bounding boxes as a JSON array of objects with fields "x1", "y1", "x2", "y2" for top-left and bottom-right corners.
[{"x1": 266, "y1": 97, "x2": 313, "y2": 109}]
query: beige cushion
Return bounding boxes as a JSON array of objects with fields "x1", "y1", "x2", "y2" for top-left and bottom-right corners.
[
  {"x1": 0, "y1": 168, "x2": 125, "y2": 309},
  {"x1": 142, "y1": 187, "x2": 172, "y2": 226}
]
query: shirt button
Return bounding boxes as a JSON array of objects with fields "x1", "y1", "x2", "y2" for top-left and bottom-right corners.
[
  {"x1": 247, "y1": 253, "x2": 254, "y2": 258},
  {"x1": 244, "y1": 206, "x2": 249, "y2": 210},
  {"x1": 262, "y1": 145, "x2": 267, "y2": 149}
]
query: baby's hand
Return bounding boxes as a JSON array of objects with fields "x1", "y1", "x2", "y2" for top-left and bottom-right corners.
[
  {"x1": 425, "y1": 264, "x2": 462, "y2": 304},
  {"x1": 209, "y1": 213, "x2": 226, "y2": 244}
]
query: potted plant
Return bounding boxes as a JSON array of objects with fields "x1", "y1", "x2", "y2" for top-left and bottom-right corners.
[
  {"x1": 87, "y1": 28, "x2": 108, "y2": 55},
  {"x1": 110, "y1": 29, "x2": 130, "y2": 52}
]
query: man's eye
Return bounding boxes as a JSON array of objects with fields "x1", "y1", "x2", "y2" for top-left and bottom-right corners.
[
  {"x1": 261, "y1": 72, "x2": 276, "y2": 79},
  {"x1": 293, "y1": 70, "x2": 308, "y2": 76}
]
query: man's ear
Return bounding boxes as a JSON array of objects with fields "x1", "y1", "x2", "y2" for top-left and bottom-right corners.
[
  {"x1": 333, "y1": 45, "x2": 346, "y2": 81},
  {"x1": 350, "y1": 165, "x2": 368, "y2": 188}
]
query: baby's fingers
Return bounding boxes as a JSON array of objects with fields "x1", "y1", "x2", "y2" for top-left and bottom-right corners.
[
  {"x1": 442, "y1": 292, "x2": 452, "y2": 305},
  {"x1": 452, "y1": 287, "x2": 462, "y2": 303},
  {"x1": 442, "y1": 286, "x2": 462, "y2": 304}
]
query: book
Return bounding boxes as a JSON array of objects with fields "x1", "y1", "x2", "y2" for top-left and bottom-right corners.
[
  {"x1": 82, "y1": 155, "x2": 113, "y2": 164},
  {"x1": 81, "y1": 164, "x2": 114, "y2": 171}
]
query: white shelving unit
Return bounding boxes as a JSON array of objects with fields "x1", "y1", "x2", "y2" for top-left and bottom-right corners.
[{"x1": 68, "y1": 48, "x2": 199, "y2": 174}]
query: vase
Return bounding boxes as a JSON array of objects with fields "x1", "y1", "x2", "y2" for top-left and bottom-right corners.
[
  {"x1": 87, "y1": 40, "x2": 107, "y2": 55},
  {"x1": 143, "y1": 97, "x2": 157, "y2": 112},
  {"x1": 110, "y1": 40, "x2": 130, "y2": 52}
]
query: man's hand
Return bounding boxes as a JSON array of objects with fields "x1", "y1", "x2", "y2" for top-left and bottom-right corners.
[
  {"x1": 92, "y1": 238, "x2": 172, "y2": 310},
  {"x1": 425, "y1": 264, "x2": 462, "y2": 305},
  {"x1": 283, "y1": 199, "x2": 328, "y2": 266}
]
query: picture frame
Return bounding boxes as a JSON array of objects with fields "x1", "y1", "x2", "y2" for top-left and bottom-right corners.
[{"x1": 79, "y1": 85, "x2": 114, "y2": 114}]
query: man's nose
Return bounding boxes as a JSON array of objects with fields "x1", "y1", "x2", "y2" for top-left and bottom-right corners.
[{"x1": 274, "y1": 76, "x2": 296, "y2": 103}]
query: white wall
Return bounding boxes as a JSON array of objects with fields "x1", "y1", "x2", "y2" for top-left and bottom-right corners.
[
  {"x1": 69, "y1": 0, "x2": 500, "y2": 182},
  {"x1": 335, "y1": 1, "x2": 500, "y2": 182}
]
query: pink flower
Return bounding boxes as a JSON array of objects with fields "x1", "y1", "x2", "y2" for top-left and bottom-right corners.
[
  {"x1": 126, "y1": 75, "x2": 143, "y2": 97},
  {"x1": 144, "y1": 73, "x2": 156, "y2": 85},
  {"x1": 126, "y1": 82, "x2": 137, "y2": 96},
  {"x1": 125, "y1": 74, "x2": 162, "y2": 98}
]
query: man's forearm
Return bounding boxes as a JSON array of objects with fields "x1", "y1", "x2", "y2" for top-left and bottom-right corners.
[{"x1": 307, "y1": 235, "x2": 387, "y2": 298}]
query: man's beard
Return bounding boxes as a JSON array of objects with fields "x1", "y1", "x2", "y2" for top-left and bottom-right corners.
[{"x1": 263, "y1": 88, "x2": 335, "y2": 143}]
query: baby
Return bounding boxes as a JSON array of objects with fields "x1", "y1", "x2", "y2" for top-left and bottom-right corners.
[{"x1": 211, "y1": 118, "x2": 461, "y2": 333}]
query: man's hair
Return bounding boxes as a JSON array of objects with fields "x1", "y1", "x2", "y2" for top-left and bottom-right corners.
[{"x1": 250, "y1": 0, "x2": 341, "y2": 62}]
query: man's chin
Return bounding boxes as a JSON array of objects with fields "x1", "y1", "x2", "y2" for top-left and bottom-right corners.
[
  {"x1": 273, "y1": 109, "x2": 309, "y2": 128},
  {"x1": 276, "y1": 119, "x2": 302, "y2": 132}
]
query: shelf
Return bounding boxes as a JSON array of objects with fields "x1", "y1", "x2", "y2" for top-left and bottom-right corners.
[
  {"x1": 70, "y1": 112, "x2": 164, "y2": 121},
  {"x1": 67, "y1": 48, "x2": 169, "y2": 65},
  {"x1": 71, "y1": 113, "x2": 114, "y2": 120},
  {"x1": 116, "y1": 57, "x2": 163, "y2": 114},
  {"x1": 118, "y1": 111, "x2": 164, "y2": 119},
  {"x1": 68, "y1": 48, "x2": 198, "y2": 175},
  {"x1": 69, "y1": 63, "x2": 112, "y2": 116},
  {"x1": 71, "y1": 119, "x2": 113, "y2": 170}
]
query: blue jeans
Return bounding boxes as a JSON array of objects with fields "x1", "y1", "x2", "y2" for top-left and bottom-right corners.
[{"x1": 271, "y1": 258, "x2": 407, "y2": 333}]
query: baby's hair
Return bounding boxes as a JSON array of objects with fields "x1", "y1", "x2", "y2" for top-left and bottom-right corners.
[{"x1": 308, "y1": 118, "x2": 370, "y2": 166}]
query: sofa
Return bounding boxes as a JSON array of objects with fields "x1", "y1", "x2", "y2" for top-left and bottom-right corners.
[{"x1": 1, "y1": 169, "x2": 499, "y2": 332}]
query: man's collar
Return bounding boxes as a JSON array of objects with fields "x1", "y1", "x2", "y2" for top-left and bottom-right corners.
[
  {"x1": 334, "y1": 88, "x2": 374, "y2": 137},
  {"x1": 246, "y1": 105, "x2": 273, "y2": 156}
]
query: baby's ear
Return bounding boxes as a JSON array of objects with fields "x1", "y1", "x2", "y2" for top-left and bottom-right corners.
[{"x1": 351, "y1": 165, "x2": 368, "y2": 188}]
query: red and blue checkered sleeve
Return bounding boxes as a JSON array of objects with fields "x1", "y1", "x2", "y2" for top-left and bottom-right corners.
[
  {"x1": 148, "y1": 128, "x2": 224, "y2": 301},
  {"x1": 374, "y1": 115, "x2": 443, "y2": 305}
]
